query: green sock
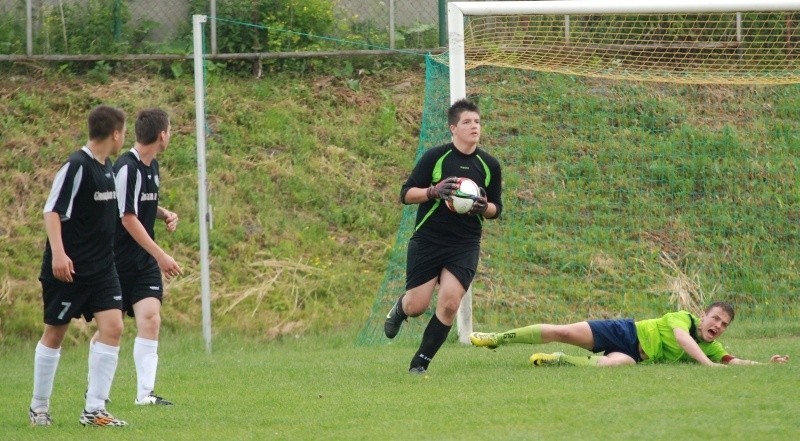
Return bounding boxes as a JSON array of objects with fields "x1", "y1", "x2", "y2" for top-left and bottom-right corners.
[
  {"x1": 499, "y1": 325, "x2": 542, "y2": 345},
  {"x1": 559, "y1": 354, "x2": 601, "y2": 367}
]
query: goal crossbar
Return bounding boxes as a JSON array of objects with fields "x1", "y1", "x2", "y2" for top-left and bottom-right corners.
[
  {"x1": 450, "y1": 0, "x2": 800, "y2": 17},
  {"x1": 448, "y1": 0, "x2": 800, "y2": 102}
]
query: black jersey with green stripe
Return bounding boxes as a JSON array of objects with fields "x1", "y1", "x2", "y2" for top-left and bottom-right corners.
[{"x1": 401, "y1": 142, "x2": 503, "y2": 246}]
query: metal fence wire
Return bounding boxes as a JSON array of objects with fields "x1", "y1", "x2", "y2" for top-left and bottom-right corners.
[{"x1": 0, "y1": 0, "x2": 451, "y2": 58}]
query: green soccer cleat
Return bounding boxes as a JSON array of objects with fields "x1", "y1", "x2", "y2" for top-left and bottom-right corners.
[
  {"x1": 529, "y1": 352, "x2": 566, "y2": 366},
  {"x1": 469, "y1": 332, "x2": 501, "y2": 349}
]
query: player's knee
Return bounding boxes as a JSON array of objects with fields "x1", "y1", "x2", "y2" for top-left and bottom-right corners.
[
  {"x1": 597, "y1": 353, "x2": 636, "y2": 367},
  {"x1": 100, "y1": 321, "x2": 124, "y2": 341},
  {"x1": 549, "y1": 326, "x2": 574, "y2": 340},
  {"x1": 139, "y1": 313, "x2": 161, "y2": 334},
  {"x1": 437, "y1": 298, "x2": 461, "y2": 319},
  {"x1": 405, "y1": 300, "x2": 429, "y2": 317}
]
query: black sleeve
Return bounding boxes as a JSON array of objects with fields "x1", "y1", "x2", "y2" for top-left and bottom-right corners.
[
  {"x1": 485, "y1": 156, "x2": 503, "y2": 219},
  {"x1": 400, "y1": 149, "x2": 438, "y2": 205}
]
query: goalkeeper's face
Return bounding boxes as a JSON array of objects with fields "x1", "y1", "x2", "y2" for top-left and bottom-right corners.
[{"x1": 450, "y1": 111, "x2": 481, "y2": 147}]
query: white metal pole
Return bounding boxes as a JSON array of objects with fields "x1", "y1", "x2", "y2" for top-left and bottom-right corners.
[
  {"x1": 192, "y1": 14, "x2": 213, "y2": 354},
  {"x1": 447, "y1": 3, "x2": 472, "y2": 343},
  {"x1": 26, "y1": 0, "x2": 32, "y2": 56},
  {"x1": 389, "y1": 0, "x2": 395, "y2": 49},
  {"x1": 736, "y1": 12, "x2": 743, "y2": 42},
  {"x1": 210, "y1": 0, "x2": 217, "y2": 55},
  {"x1": 448, "y1": 2, "x2": 466, "y2": 103}
]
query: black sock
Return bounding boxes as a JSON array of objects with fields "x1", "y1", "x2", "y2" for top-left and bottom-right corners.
[
  {"x1": 409, "y1": 313, "x2": 451, "y2": 370},
  {"x1": 394, "y1": 295, "x2": 408, "y2": 320}
]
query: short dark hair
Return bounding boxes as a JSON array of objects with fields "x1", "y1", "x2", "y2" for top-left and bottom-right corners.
[
  {"x1": 135, "y1": 108, "x2": 170, "y2": 144},
  {"x1": 88, "y1": 105, "x2": 126, "y2": 141},
  {"x1": 706, "y1": 301, "x2": 735, "y2": 322},
  {"x1": 447, "y1": 98, "x2": 479, "y2": 127}
]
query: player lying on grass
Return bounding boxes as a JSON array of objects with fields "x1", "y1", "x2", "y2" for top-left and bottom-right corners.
[{"x1": 470, "y1": 301, "x2": 790, "y2": 367}]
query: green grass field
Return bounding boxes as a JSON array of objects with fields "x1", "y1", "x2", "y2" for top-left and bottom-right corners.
[
  {"x1": 2, "y1": 57, "x2": 799, "y2": 440},
  {"x1": 2, "y1": 327, "x2": 798, "y2": 440}
]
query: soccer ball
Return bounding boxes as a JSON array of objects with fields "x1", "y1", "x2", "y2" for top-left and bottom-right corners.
[{"x1": 446, "y1": 177, "x2": 480, "y2": 214}]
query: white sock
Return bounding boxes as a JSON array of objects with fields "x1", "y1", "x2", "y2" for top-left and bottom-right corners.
[
  {"x1": 133, "y1": 337, "x2": 159, "y2": 401},
  {"x1": 86, "y1": 341, "x2": 119, "y2": 412},
  {"x1": 86, "y1": 339, "x2": 95, "y2": 384},
  {"x1": 31, "y1": 342, "x2": 61, "y2": 411}
]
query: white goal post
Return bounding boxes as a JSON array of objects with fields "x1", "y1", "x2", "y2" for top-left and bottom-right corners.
[
  {"x1": 448, "y1": 0, "x2": 800, "y2": 343},
  {"x1": 193, "y1": 14, "x2": 213, "y2": 353}
]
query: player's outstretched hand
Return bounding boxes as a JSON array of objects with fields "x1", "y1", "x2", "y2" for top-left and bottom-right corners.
[
  {"x1": 468, "y1": 187, "x2": 488, "y2": 216},
  {"x1": 163, "y1": 210, "x2": 179, "y2": 232},
  {"x1": 427, "y1": 176, "x2": 459, "y2": 200},
  {"x1": 769, "y1": 355, "x2": 789, "y2": 363}
]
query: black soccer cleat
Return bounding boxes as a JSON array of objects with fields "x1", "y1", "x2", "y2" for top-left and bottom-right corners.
[
  {"x1": 384, "y1": 299, "x2": 407, "y2": 339},
  {"x1": 408, "y1": 365, "x2": 427, "y2": 375}
]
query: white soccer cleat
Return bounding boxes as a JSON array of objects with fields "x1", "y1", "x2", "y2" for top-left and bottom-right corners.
[
  {"x1": 135, "y1": 392, "x2": 174, "y2": 406},
  {"x1": 29, "y1": 407, "x2": 52, "y2": 426}
]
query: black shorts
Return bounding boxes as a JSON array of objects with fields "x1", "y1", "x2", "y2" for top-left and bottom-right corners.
[
  {"x1": 587, "y1": 318, "x2": 642, "y2": 362},
  {"x1": 405, "y1": 236, "x2": 480, "y2": 291},
  {"x1": 41, "y1": 275, "x2": 122, "y2": 325},
  {"x1": 119, "y1": 268, "x2": 163, "y2": 318}
]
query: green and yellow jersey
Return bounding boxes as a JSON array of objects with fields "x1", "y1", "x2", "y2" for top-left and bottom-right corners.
[{"x1": 635, "y1": 311, "x2": 730, "y2": 363}]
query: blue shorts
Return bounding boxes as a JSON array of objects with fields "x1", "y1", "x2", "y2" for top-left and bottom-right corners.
[{"x1": 587, "y1": 318, "x2": 642, "y2": 362}]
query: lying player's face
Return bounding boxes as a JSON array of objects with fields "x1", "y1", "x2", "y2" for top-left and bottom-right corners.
[
  {"x1": 699, "y1": 306, "x2": 732, "y2": 342},
  {"x1": 451, "y1": 111, "x2": 481, "y2": 147}
]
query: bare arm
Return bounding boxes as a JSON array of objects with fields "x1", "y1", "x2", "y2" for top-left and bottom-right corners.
[
  {"x1": 44, "y1": 211, "x2": 74, "y2": 282},
  {"x1": 673, "y1": 328, "x2": 721, "y2": 366},
  {"x1": 726, "y1": 355, "x2": 790, "y2": 366},
  {"x1": 156, "y1": 206, "x2": 178, "y2": 232},
  {"x1": 402, "y1": 187, "x2": 431, "y2": 205},
  {"x1": 121, "y1": 213, "x2": 182, "y2": 279}
]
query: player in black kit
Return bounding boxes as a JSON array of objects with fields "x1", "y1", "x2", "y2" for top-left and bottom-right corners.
[
  {"x1": 106, "y1": 108, "x2": 181, "y2": 406},
  {"x1": 384, "y1": 99, "x2": 503, "y2": 374},
  {"x1": 30, "y1": 105, "x2": 129, "y2": 427}
]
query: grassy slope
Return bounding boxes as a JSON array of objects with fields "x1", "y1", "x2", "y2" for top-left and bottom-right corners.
[
  {"x1": 0, "y1": 62, "x2": 426, "y2": 343},
  {"x1": 2, "y1": 62, "x2": 800, "y2": 345}
]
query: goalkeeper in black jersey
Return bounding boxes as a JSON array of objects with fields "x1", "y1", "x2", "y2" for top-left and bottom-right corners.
[{"x1": 384, "y1": 99, "x2": 503, "y2": 374}]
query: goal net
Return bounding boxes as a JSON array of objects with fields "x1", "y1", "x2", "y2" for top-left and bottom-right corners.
[{"x1": 357, "y1": 0, "x2": 800, "y2": 345}]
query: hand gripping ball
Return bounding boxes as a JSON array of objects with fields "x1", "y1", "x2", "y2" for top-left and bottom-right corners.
[{"x1": 445, "y1": 177, "x2": 481, "y2": 214}]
